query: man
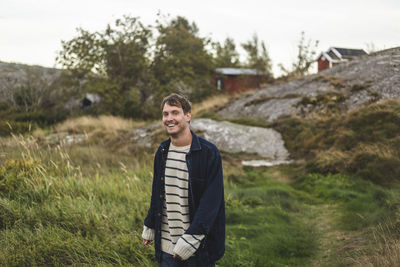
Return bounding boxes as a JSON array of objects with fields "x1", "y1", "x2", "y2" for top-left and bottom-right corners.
[{"x1": 142, "y1": 93, "x2": 225, "y2": 267}]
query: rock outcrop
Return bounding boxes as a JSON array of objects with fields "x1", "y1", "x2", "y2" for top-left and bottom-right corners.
[
  {"x1": 219, "y1": 47, "x2": 400, "y2": 122},
  {"x1": 191, "y1": 119, "x2": 289, "y2": 160}
]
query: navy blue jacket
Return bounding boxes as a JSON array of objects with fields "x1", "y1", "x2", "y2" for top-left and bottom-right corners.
[{"x1": 144, "y1": 131, "x2": 225, "y2": 264}]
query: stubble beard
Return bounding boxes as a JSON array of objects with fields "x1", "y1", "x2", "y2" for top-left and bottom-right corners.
[{"x1": 166, "y1": 123, "x2": 187, "y2": 139}]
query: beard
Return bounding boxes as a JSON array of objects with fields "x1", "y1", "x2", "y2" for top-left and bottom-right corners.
[{"x1": 165, "y1": 123, "x2": 186, "y2": 138}]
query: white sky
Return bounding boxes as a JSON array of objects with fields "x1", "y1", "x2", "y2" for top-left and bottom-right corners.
[{"x1": 1, "y1": 0, "x2": 399, "y2": 75}]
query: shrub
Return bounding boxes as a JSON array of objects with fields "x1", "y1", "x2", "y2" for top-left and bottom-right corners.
[
  {"x1": 275, "y1": 100, "x2": 400, "y2": 185},
  {"x1": 0, "y1": 121, "x2": 34, "y2": 136}
]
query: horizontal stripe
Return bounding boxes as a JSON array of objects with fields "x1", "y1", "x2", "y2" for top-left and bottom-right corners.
[
  {"x1": 166, "y1": 202, "x2": 189, "y2": 207},
  {"x1": 162, "y1": 212, "x2": 189, "y2": 218},
  {"x1": 166, "y1": 193, "x2": 188, "y2": 198},
  {"x1": 168, "y1": 150, "x2": 188, "y2": 155},
  {"x1": 163, "y1": 212, "x2": 190, "y2": 219},
  {"x1": 165, "y1": 183, "x2": 188, "y2": 190},
  {"x1": 167, "y1": 158, "x2": 186, "y2": 163},
  {"x1": 162, "y1": 220, "x2": 188, "y2": 228},
  {"x1": 165, "y1": 210, "x2": 189, "y2": 216},
  {"x1": 165, "y1": 166, "x2": 188, "y2": 173},
  {"x1": 167, "y1": 218, "x2": 190, "y2": 223},
  {"x1": 168, "y1": 225, "x2": 186, "y2": 230},
  {"x1": 165, "y1": 162, "x2": 187, "y2": 169},
  {"x1": 162, "y1": 237, "x2": 175, "y2": 244},
  {"x1": 163, "y1": 209, "x2": 189, "y2": 216},
  {"x1": 170, "y1": 233, "x2": 183, "y2": 237},
  {"x1": 165, "y1": 175, "x2": 188, "y2": 182}
]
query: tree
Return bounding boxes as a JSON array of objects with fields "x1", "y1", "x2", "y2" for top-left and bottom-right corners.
[
  {"x1": 57, "y1": 15, "x2": 216, "y2": 119},
  {"x1": 278, "y1": 31, "x2": 319, "y2": 79},
  {"x1": 152, "y1": 15, "x2": 214, "y2": 102},
  {"x1": 213, "y1": 37, "x2": 240, "y2": 68},
  {"x1": 57, "y1": 16, "x2": 154, "y2": 118},
  {"x1": 242, "y1": 34, "x2": 272, "y2": 75}
]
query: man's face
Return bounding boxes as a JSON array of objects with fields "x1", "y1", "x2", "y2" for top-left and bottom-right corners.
[{"x1": 162, "y1": 103, "x2": 191, "y2": 138}]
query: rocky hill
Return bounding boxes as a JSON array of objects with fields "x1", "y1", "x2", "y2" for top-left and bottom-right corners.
[
  {"x1": 0, "y1": 61, "x2": 62, "y2": 87},
  {"x1": 219, "y1": 47, "x2": 400, "y2": 121},
  {"x1": 0, "y1": 62, "x2": 63, "y2": 109}
]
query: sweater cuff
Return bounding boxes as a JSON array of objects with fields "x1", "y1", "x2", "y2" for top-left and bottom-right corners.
[
  {"x1": 173, "y1": 234, "x2": 204, "y2": 260},
  {"x1": 141, "y1": 225, "x2": 155, "y2": 241}
]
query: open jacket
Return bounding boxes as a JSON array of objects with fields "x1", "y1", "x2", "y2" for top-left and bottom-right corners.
[{"x1": 143, "y1": 131, "x2": 225, "y2": 264}]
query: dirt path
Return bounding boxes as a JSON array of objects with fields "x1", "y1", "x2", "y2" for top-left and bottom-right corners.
[
  {"x1": 309, "y1": 204, "x2": 367, "y2": 266},
  {"x1": 267, "y1": 168, "x2": 367, "y2": 266}
]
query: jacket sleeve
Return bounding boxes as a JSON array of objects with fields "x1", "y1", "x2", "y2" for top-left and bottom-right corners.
[
  {"x1": 143, "y1": 149, "x2": 160, "y2": 229},
  {"x1": 185, "y1": 148, "x2": 224, "y2": 236}
]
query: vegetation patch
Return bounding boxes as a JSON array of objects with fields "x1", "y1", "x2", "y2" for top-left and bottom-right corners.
[
  {"x1": 273, "y1": 99, "x2": 400, "y2": 185},
  {"x1": 298, "y1": 91, "x2": 346, "y2": 107},
  {"x1": 312, "y1": 75, "x2": 347, "y2": 89},
  {"x1": 350, "y1": 80, "x2": 374, "y2": 92},
  {"x1": 0, "y1": 136, "x2": 155, "y2": 266},
  {"x1": 220, "y1": 167, "x2": 317, "y2": 266},
  {"x1": 1, "y1": 95, "x2": 400, "y2": 265},
  {"x1": 296, "y1": 173, "x2": 396, "y2": 230},
  {"x1": 244, "y1": 94, "x2": 274, "y2": 107}
]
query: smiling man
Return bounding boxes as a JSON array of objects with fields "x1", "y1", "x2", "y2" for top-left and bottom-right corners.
[{"x1": 142, "y1": 93, "x2": 225, "y2": 267}]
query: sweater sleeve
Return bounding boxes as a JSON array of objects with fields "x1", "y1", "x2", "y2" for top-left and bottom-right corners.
[
  {"x1": 141, "y1": 225, "x2": 155, "y2": 241},
  {"x1": 173, "y1": 234, "x2": 205, "y2": 260}
]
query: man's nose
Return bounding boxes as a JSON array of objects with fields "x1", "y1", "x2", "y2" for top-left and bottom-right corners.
[{"x1": 165, "y1": 114, "x2": 173, "y2": 121}]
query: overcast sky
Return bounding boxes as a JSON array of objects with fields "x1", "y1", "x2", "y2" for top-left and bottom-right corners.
[{"x1": 1, "y1": 0, "x2": 399, "y2": 75}]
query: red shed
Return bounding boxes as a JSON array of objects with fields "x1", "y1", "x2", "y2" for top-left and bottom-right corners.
[
  {"x1": 317, "y1": 47, "x2": 368, "y2": 72},
  {"x1": 214, "y1": 68, "x2": 269, "y2": 93}
]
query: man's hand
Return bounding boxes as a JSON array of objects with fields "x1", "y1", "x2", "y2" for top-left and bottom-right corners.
[
  {"x1": 142, "y1": 238, "x2": 153, "y2": 248},
  {"x1": 173, "y1": 253, "x2": 182, "y2": 260}
]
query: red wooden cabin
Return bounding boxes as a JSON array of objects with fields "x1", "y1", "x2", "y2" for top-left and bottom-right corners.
[
  {"x1": 317, "y1": 47, "x2": 367, "y2": 72},
  {"x1": 213, "y1": 68, "x2": 269, "y2": 93}
]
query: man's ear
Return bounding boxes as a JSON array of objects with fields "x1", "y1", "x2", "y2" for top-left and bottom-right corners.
[{"x1": 185, "y1": 112, "x2": 191, "y2": 122}]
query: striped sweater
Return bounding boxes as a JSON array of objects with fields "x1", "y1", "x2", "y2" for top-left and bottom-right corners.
[{"x1": 142, "y1": 143, "x2": 204, "y2": 260}]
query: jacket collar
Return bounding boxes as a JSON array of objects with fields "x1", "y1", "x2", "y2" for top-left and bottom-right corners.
[{"x1": 160, "y1": 130, "x2": 201, "y2": 152}]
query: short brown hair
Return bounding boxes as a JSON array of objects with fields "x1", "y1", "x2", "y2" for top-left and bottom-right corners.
[{"x1": 161, "y1": 93, "x2": 192, "y2": 114}]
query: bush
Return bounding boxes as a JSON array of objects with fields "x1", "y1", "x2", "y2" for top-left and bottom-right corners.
[
  {"x1": 0, "y1": 121, "x2": 35, "y2": 136},
  {"x1": 0, "y1": 108, "x2": 68, "y2": 136},
  {"x1": 274, "y1": 100, "x2": 400, "y2": 185},
  {"x1": 350, "y1": 154, "x2": 400, "y2": 185}
]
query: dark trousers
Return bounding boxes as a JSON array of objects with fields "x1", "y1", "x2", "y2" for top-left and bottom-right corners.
[{"x1": 159, "y1": 252, "x2": 215, "y2": 267}]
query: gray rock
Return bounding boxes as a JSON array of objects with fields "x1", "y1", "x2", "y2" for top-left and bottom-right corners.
[
  {"x1": 130, "y1": 122, "x2": 162, "y2": 148},
  {"x1": 191, "y1": 118, "x2": 289, "y2": 160},
  {"x1": 241, "y1": 159, "x2": 293, "y2": 167}
]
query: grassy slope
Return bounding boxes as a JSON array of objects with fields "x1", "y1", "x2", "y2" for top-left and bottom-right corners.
[{"x1": 1, "y1": 97, "x2": 400, "y2": 266}]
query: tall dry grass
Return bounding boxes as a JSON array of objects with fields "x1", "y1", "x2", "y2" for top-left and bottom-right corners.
[
  {"x1": 0, "y1": 130, "x2": 155, "y2": 266},
  {"x1": 55, "y1": 115, "x2": 146, "y2": 134},
  {"x1": 191, "y1": 94, "x2": 231, "y2": 117},
  {"x1": 347, "y1": 219, "x2": 400, "y2": 266},
  {"x1": 191, "y1": 91, "x2": 257, "y2": 118}
]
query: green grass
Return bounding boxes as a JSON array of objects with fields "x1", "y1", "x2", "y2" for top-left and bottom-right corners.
[
  {"x1": 0, "y1": 138, "x2": 155, "y2": 266},
  {"x1": 2, "y1": 99, "x2": 400, "y2": 266},
  {"x1": 219, "y1": 167, "x2": 318, "y2": 267},
  {"x1": 2, "y1": 137, "x2": 398, "y2": 266},
  {"x1": 295, "y1": 173, "x2": 397, "y2": 231}
]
